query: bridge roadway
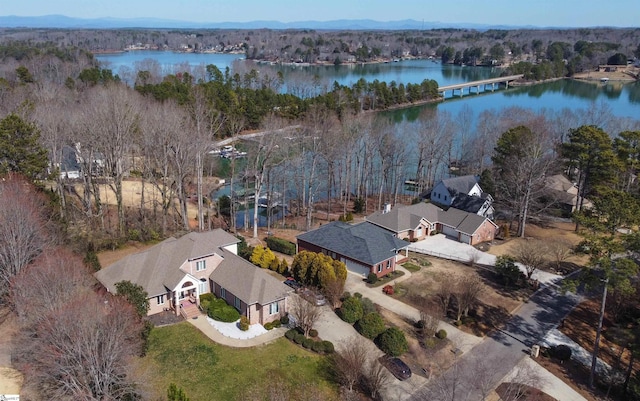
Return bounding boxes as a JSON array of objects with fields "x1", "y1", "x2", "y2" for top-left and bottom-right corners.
[{"x1": 438, "y1": 74, "x2": 524, "y2": 98}]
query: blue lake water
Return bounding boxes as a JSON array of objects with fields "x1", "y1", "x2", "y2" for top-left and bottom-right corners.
[
  {"x1": 96, "y1": 52, "x2": 640, "y2": 121},
  {"x1": 96, "y1": 52, "x2": 640, "y2": 226}
]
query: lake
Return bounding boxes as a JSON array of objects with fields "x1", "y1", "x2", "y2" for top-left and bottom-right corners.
[{"x1": 96, "y1": 52, "x2": 640, "y2": 121}]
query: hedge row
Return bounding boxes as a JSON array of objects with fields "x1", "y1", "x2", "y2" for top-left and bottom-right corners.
[
  {"x1": 265, "y1": 236, "x2": 297, "y2": 255},
  {"x1": 284, "y1": 329, "x2": 334, "y2": 354}
]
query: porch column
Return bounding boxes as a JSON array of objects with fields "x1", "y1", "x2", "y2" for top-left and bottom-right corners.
[{"x1": 174, "y1": 291, "x2": 179, "y2": 315}]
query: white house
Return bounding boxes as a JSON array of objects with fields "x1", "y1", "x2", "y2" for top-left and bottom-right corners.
[{"x1": 430, "y1": 175, "x2": 483, "y2": 207}]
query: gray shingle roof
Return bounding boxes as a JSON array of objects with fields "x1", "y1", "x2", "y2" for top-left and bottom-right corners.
[
  {"x1": 296, "y1": 221, "x2": 408, "y2": 266},
  {"x1": 367, "y1": 203, "x2": 441, "y2": 232},
  {"x1": 438, "y1": 207, "x2": 493, "y2": 235},
  {"x1": 209, "y1": 249, "x2": 290, "y2": 305},
  {"x1": 95, "y1": 229, "x2": 240, "y2": 297},
  {"x1": 450, "y1": 193, "x2": 487, "y2": 214},
  {"x1": 441, "y1": 175, "x2": 479, "y2": 196}
]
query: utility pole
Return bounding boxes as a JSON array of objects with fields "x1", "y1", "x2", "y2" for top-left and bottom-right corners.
[{"x1": 590, "y1": 277, "x2": 609, "y2": 388}]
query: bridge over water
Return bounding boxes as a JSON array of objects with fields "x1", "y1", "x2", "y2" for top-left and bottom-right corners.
[{"x1": 438, "y1": 74, "x2": 524, "y2": 98}]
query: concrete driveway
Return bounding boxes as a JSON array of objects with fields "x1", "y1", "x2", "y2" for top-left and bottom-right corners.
[
  {"x1": 408, "y1": 234, "x2": 562, "y2": 285},
  {"x1": 313, "y1": 297, "x2": 428, "y2": 400},
  {"x1": 345, "y1": 268, "x2": 482, "y2": 355}
]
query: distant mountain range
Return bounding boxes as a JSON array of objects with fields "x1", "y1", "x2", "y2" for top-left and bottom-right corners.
[{"x1": 0, "y1": 15, "x2": 540, "y2": 30}]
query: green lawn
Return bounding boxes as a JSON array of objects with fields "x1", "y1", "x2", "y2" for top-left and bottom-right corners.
[{"x1": 143, "y1": 322, "x2": 337, "y2": 401}]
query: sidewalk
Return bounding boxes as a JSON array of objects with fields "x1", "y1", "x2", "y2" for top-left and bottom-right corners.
[
  {"x1": 188, "y1": 314, "x2": 287, "y2": 347},
  {"x1": 502, "y1": 357, "x2": 587, "y2": 401}
]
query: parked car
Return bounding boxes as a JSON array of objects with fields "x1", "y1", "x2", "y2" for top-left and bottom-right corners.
[
  {"x1": 300, "y1": 288, "x2": 326, "y2": 306},
  {"x1": 284, "y1": 278, "x2": 302, "y2": 291},
  {"x1": 381, "y1": 357, "x2": 412, "y2": 381}
]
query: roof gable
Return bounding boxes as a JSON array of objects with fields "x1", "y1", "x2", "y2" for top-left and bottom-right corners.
[
  {"x1": 441, "y1": 175, "x2": 480, "y2": 196},
  {"x1": 367, "y1": 202, "x2": 441, "y2": 232},
  {"x1": 209, "y1": 250, "x2": 290, "y2": 305},
  {"x1": 95, "y1": 229, "x2": 240, "y2": 297},
  {"x1": 450, "y1": 193, "x2": 488, "y2": 214}
]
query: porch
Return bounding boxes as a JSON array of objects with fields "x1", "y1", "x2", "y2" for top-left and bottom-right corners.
[{"x1": 173, "y1": 297, "x2": 201, "y2": 320}]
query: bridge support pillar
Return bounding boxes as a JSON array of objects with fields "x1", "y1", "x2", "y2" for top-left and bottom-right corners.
[
  {"x1": 492, "y1": 83, "x2": 495, "y2": 91},
  {"x1": 477, "y1": 85, "x2": 480, "y2": 94}
]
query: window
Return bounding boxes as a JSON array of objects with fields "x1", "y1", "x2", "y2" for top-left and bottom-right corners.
[
  {"x1": 415, "y1": 227, "x2": 423, "y2": 237},
  {"x1": 196, "y1": 260, "x2": 206, "y2": 271},
  {"x1": 220, "y1": 287, "x2": 226, "y2": 298},
  {"x1": 438, "y1": 193, "x2": 441, "y2": 199},
  {"x1": 234, "y1": 296, "x2": 241, "y2": 309},
  {"x1": 157, "y1": 295, "x2": 165, "y2": 305},
  {"x1": 444, "y1": 195, "x2": 448, "y2": 201},
  {"x1": 198, "y1": 279, "x2": 207, "y2": 295},
  {"x1": 387, "y1": 260, "x2": 391, "y2": 269},
  {"x1": 377, "y1": 264, "x2": 382, "y2": 273},
  {"x1": 269, "y1": 302, "x2": 279, "y2": 315}
]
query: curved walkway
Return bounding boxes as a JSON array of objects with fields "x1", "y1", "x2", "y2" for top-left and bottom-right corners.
[{"x1": 188, "y1": 313, "x2": 287, "y2": 347}]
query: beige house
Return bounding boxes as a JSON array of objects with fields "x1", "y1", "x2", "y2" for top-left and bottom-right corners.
[
  {"x1": 96, "y1": 230, "x2": 290, "y2": 325},
  {"x1": 367, "y1": 202, "x2": 499, "y2": 246}
]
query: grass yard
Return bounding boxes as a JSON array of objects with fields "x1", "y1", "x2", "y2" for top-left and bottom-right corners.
[{"x1": 142, "y1": 323, "x2": 338, "y2": 401}]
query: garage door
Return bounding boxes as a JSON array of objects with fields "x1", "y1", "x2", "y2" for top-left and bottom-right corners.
[
  {"x1": 441, "y1": 225, "x2": 458, "y2": 238},
  {"x1": 342, "y1": 258, "x2": 370, "y2": 277}
]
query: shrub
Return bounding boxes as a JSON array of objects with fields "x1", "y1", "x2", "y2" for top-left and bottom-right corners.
[
  {"x1": 311, "y1": 341, "x2": 324, "y2": 353},
  {"x1": 207, "y1": 299, "x2": 241, "y2": 323},
  {"x1": 293, "y1": 333, "x2": 305, "y2": 344},
  {"x1": 382, "y1": 285, "x2": 394, "y2": 295},
  {"x1": 272, "y1": 319, "x2": 282, "y2": 328},
  {"x1": 280, "y1": 314, "x2": 290, "y2": 325},
  {"x1": 354, "y1": 292, "x2": 363, "y2": 299},
  {"x1": 361, "y1": 297, "x2": 376, "y2": 315},
  {"x1": 436, "y1": 329, "x2": 447, "y2": 339},
  {"x1": 454, "y1": 320, "x2": 462, "y2": 326},
  {"x1": 552, "y1": 344, "x2": 572, "y2": 362},
  {"x1": 84, "y1": 250, "x2": 101, "y2": 272},
  {"x1": 265, "y1": 236, "x2": 297, "y2": 255},
  {"x1": 285, "y1": 329, "x2": 297, "y2": 340},
  {"x1": 341, "y1": 292, "x2": 351, "y2": 300},
  {"x1": 302, "y1": 338, "x2": 314, "y2": 349},
  {"x1": 356, "y1": 312, "x2": 386, "y2": 340},
  {"x1": 495, "y1": 255, "x2": 525, "y2": 288},
  {"x1": 367, "y1": 273, "x2": 378, "y2": 284},
  {"x1": 309, "y1": 329, "x2": 318, "y2": 338},
  {"x1": 200, "y1": 293, "x2": 216, "y2": 303},
  {"x1": 339, "y1": 296, "x2": 364, "y2": 324},
  {"x1": 376, "y1": 327, "x2": 409, "y2": 357},
  {"x1": 321, "y1": 341, "x2": 335, "y2": 354},
  {"x1": 239, "y1": 315, "x2": 250, "y2": 331},
  {"x1": 264, "y1": 322, "x2": 273, "y2": 330}
]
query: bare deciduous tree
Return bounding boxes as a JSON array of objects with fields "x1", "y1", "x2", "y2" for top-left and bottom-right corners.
[
  {"x1": 330, "y1": 337, "x2": 369, "y2": 393},
  {"x1": 436, "y1": 274, "x2": 455, "y2": 317},
  {"x1": 545, "y1": 239, "x2": 574, "y2": 272},
  {"x1": 454, "y1": 276, "x2": 485, "y2": 321},
  {"x1": 513, "y1": 239, "x2": 548, "y2": 279},
  {"x1": 361, "y1": 358, "x2": 391, "y2": 400},
  {"x1": 0, "y1": 175, "x2": 50, "y2": 298},
  {"x1": 10, "y1": 248, "x2": 93, "y2": 324},
  {"x1": 289, "y1": 295, "x2": 323, "y2": 337},
  {"x1": 13, "y1": 293, "x2": 143, "y2": 400}
]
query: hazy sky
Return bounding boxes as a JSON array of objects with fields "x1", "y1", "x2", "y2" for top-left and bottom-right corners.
[{"x1": 3, "y1": 0, "x2": 638, "y2": 27}]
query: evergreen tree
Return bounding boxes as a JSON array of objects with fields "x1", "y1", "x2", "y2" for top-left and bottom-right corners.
[{"x1": 0, "y1": 113, "x2": 48, "y2": 180}]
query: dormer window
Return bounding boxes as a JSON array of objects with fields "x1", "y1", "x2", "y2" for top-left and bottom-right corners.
[{"x1": 196, "y1": 260, "x2": 206, "y2": 271}]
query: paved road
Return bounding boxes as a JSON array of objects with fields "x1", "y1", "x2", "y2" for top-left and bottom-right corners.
[{"x1": 409, "y1": 283, "x2": 582, "y2": 401}]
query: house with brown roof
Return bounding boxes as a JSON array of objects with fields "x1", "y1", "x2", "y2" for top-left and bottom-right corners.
[
  {"x1": 367, "y1": 202, "x2": 498, "y2": 246},
  {"x1": 95, "y1": 230, "x2": 290, "y2": 325}
]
